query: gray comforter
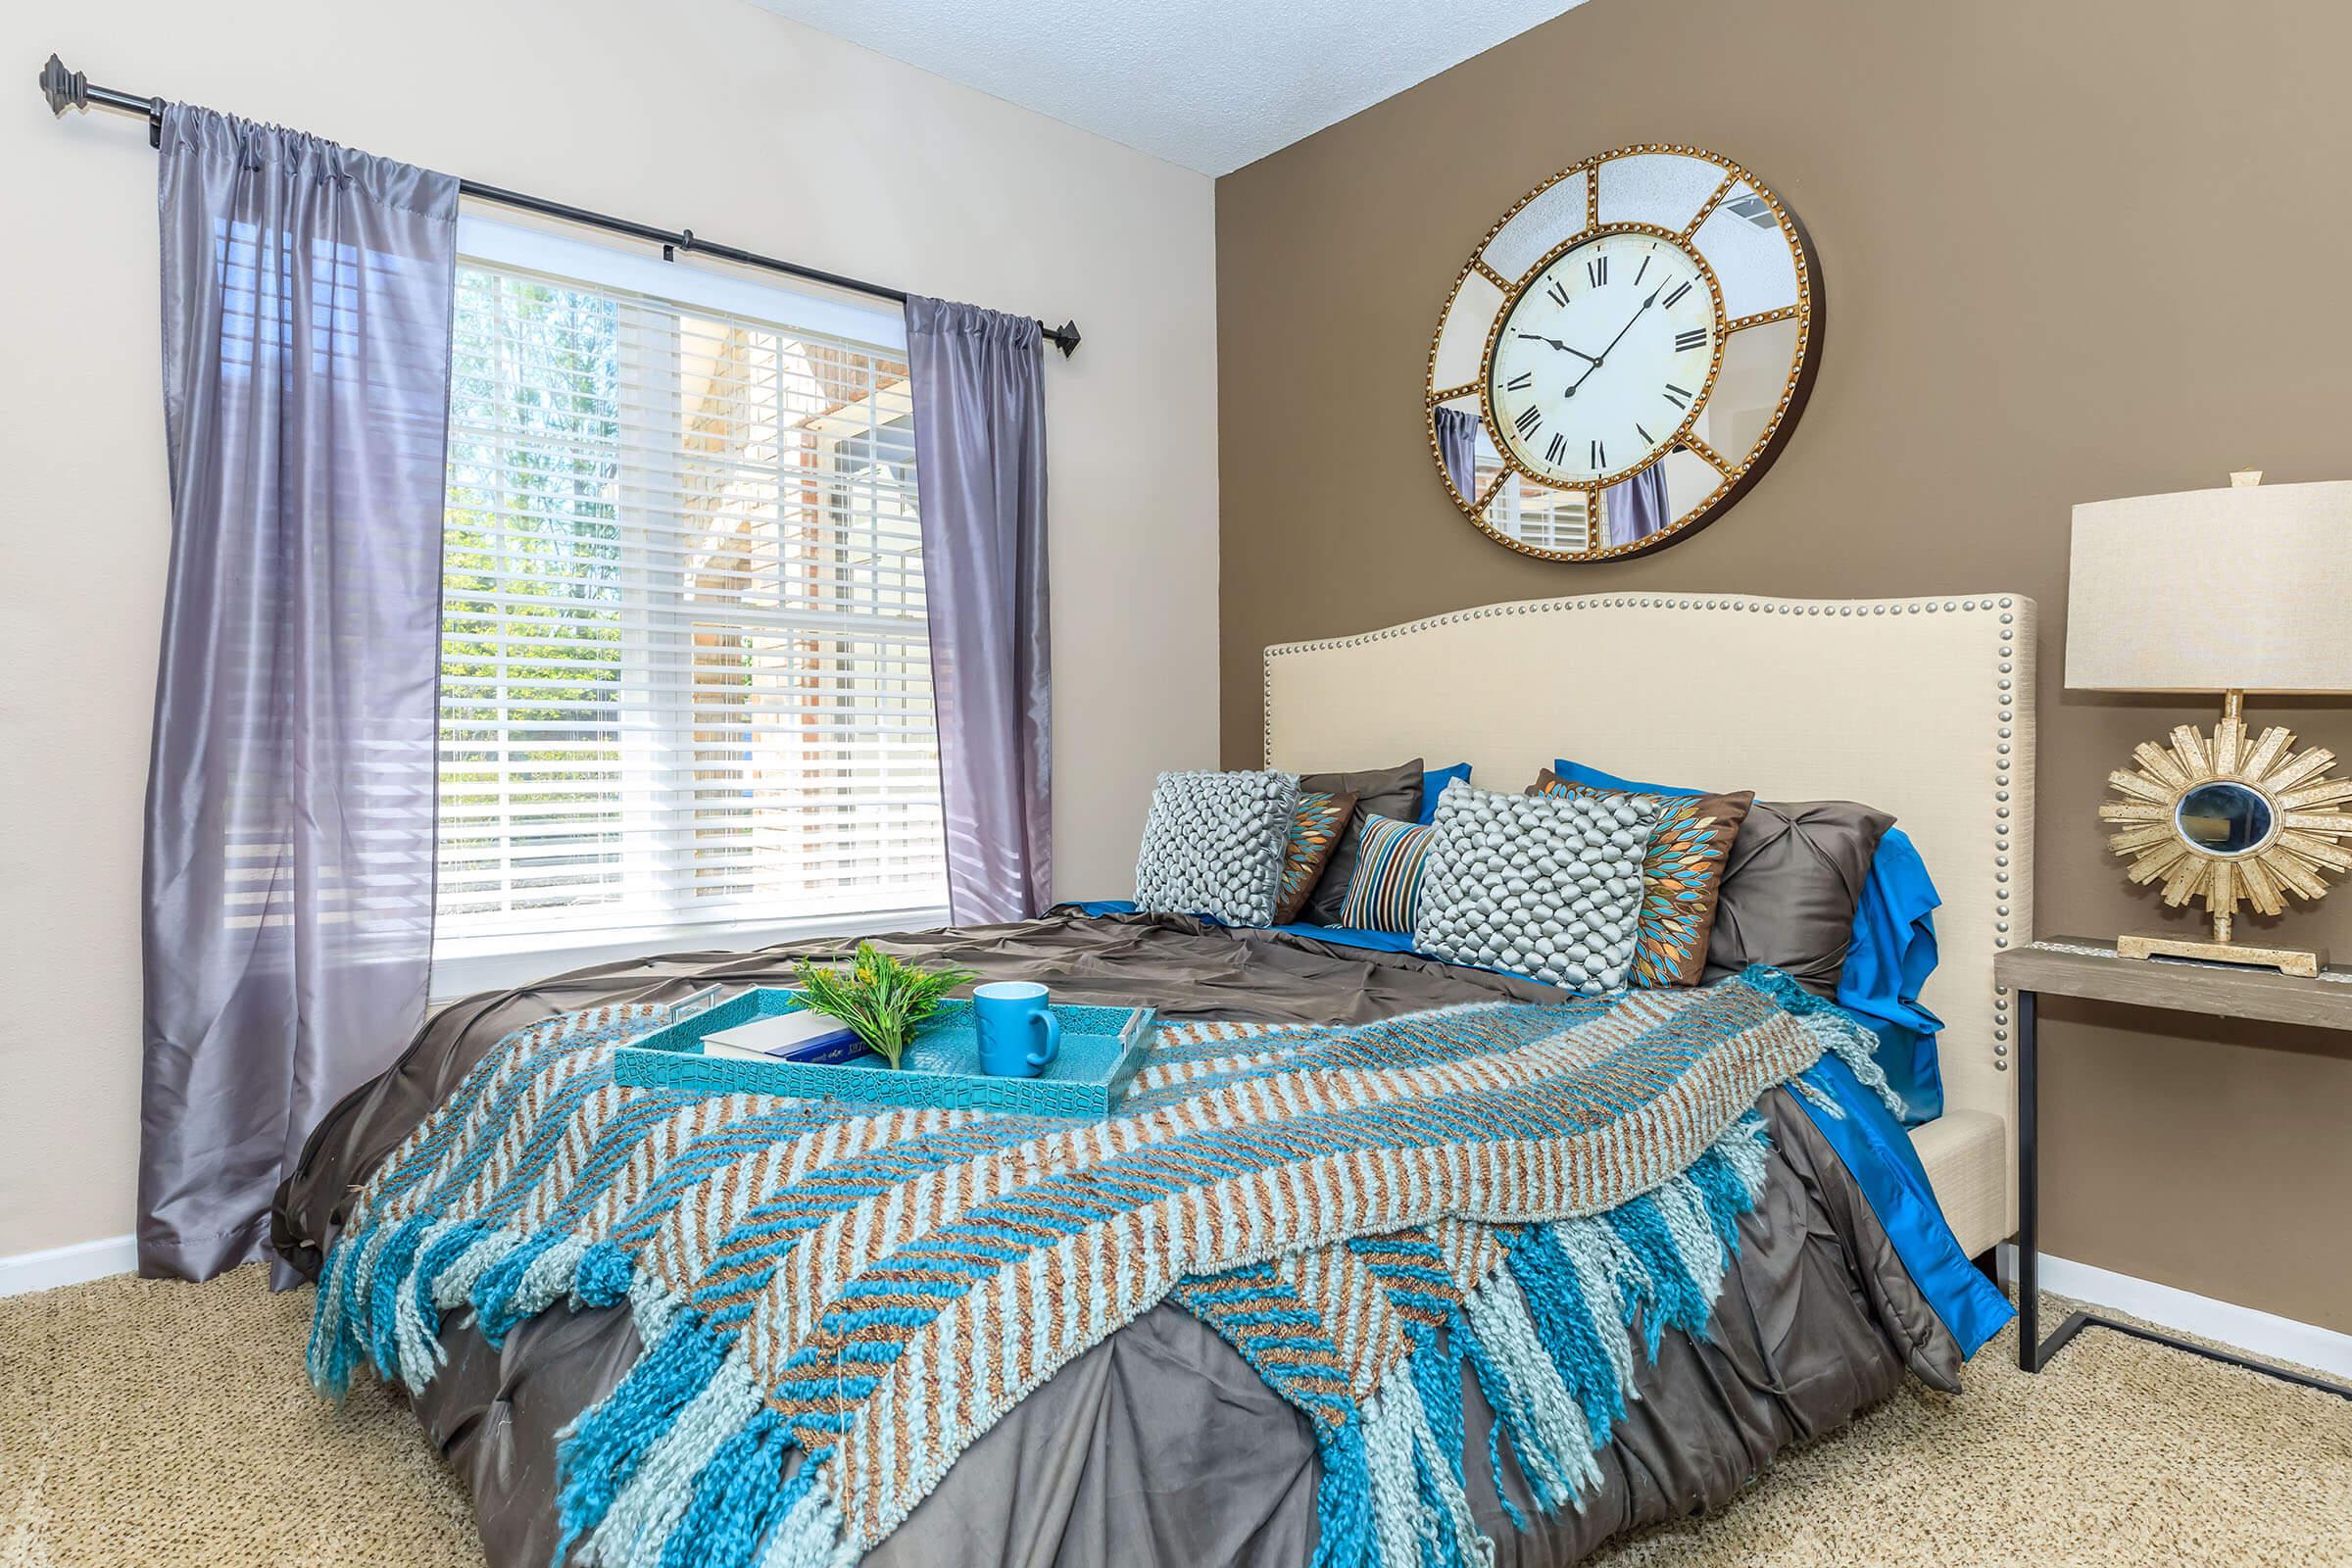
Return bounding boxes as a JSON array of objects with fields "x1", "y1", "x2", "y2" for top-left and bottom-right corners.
[{"x1": 272, "y1": 911, "x2": 1963, "y2": 1568}]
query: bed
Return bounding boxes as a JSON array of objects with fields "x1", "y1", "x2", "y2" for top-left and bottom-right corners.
[{"x1": 274, "y1": 590, "x2": 2034, "y2": 1568}]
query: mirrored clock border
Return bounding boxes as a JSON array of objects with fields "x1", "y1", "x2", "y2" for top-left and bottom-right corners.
[{"x1": 1425, "y1": 145, "x2": 1822, "y2": 563}]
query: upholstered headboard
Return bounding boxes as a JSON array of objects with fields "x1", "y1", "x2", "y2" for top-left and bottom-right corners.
[{"x1": 1265, "y1": 592, "x2": 2034, "y2": 1237}]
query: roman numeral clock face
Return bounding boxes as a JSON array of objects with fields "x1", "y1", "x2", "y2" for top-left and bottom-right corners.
[
  {"x1": 1487, "y1": 234, "x2": 1718, "y2": 485},
  {"x1": 1425, "y1": 146, "x2": 1821, "y2": 561}
]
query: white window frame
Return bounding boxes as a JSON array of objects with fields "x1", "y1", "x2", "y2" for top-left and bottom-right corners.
[{"x1": 429, "y1": 218, "x2": 947, "y2": 1001}]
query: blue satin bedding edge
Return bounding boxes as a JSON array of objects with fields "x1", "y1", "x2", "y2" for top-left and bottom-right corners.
[
  {"x1": 1838, "y1": 829, "x2": 1946, "y2": 1124},
  {"x1": 1063, "y1": 901, "x2": 2009, "y2": 1359},
  {"x1": 1795, "y1": 1054, "x2": 2014, "y2": 1359}
]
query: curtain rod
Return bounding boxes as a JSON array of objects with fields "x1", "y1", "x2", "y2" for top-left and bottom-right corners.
[{"x1": 36, "y1": 53, "x2": 1083, "y2": 358}]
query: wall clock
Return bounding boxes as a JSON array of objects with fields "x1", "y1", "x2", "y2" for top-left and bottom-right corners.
[{"x1": 1426, "y1": 144, "x2": 1822, "y2": 561}]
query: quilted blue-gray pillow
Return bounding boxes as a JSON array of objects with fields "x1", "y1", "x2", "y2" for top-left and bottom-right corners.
[
  {"x1": 1134, "y1": 769, "x2": 1300, "y2": 927},
  {"x1": 1413, "y1": 781, "x2": 1656, "y2": 994}
]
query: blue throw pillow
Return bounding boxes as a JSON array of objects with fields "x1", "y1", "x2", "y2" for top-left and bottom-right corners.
[
  {"x1": 1549, "y1": 757, "x2": 1690, "y2": 797},
  {"x1": 1553, "y1": 757, "x2": 1944, "y2": 1124},
  {"x1": 1417, "y1": 763, "x2": 1473, "y2": 824}
]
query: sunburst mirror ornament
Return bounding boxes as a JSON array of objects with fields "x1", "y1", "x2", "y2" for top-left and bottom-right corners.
[{"x1": 2100, "y1": 694, "x2": 2352, "y2": 976}]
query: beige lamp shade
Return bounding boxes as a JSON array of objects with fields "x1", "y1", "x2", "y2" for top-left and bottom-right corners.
[{"x1": 2066, "y1": 479, "x2": 2352, "y2": 693}]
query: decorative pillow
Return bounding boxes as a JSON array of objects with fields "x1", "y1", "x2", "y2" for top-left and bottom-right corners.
[
  {"x1": 1415, "y1": 782, "x2": 1656, "y2": 994},
  {"x1": 1531, "y1": 768, "x2": 1754, "y2": 987},
  {"x1": 1549, "y1": 755, "x2": 1931, "y2": 1102},
  {"x1": 1133, "y1": 769, "x2": 1300, "y2": 926},
  {"x1": 1273, "y1": 790, "x2": 1357, "y2": 923},
  {"x1": 1548, "y1": 757, "x2": 1687, "y2": 796},
  {"x1": 1298, "y1": 760, "x2": 1425, "y2": 925},
  {"x1": 1416, "y1": 763, "x2": 1473, "y2": 824},
  {"x1": 1701, "y1": 799, "x2": 1894, "y2": 997},
  {"x1": 1336, "y1": 813, "x2": 1438, "y2": 933}
]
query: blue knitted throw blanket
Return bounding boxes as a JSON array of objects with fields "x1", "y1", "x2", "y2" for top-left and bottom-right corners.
[{"x1": 309, "y1": 966, "x2": 1888, "y2": 1568}]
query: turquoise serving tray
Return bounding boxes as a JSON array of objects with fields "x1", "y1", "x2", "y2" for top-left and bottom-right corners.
[{"x1": 610, "y1": 987, "x2": 1159, "y2": 1118}]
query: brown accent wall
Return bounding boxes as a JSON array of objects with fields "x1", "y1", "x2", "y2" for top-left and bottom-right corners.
[{"x1": 1216, "y1": 0, "x2": 2352, "y2": 1331}]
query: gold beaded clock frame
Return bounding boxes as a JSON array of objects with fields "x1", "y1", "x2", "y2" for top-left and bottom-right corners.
[{"x1": 1425, "y1": 145, "x2": 1823, "y2": 562}]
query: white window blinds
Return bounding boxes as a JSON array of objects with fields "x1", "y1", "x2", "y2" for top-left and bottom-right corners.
[{"x1": 434, "y1": 235, "x2": 947, "y2": 956}]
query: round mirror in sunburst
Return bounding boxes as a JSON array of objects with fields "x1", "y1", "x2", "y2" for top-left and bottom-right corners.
[{"x1": 2100, "y1": 701, "x2": 2352, "y2": 973}]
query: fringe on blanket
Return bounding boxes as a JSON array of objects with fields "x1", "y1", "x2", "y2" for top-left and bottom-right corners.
[
  {"x1": 1176, "y1": 1110, "x2": 1776, "y2": 1568},
  {"x1": 307, "y1": 1109, "x2": 1778, "y2": 1568},
  {"x1": 303, "y1": 967, "x2": 1900, "y2": 1568}
]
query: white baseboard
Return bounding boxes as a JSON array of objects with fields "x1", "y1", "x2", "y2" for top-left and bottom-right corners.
[
  {"x1": 0, "y1": 1234, "x2": 137, "y2": 1298},
  {"x1": 1999, "y1": 1246, "x2": 2352, "y2": 1382}
]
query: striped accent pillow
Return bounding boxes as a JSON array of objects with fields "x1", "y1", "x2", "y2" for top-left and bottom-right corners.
[{"x1": 1337, "y1": 813, "x2": 1438, "y2": 933}]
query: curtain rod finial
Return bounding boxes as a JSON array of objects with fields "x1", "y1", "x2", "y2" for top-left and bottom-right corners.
[
  {"x1": 1047, "y1": 320, "x2": 1081, "y2": 359},
  {"x1": 39, "y1": 53, "x2": 86, "y2": 117}
]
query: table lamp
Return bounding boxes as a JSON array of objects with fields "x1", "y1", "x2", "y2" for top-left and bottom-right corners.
[{"x1": 2067, "y1": 474, "x2": 2352, "y2": 976}]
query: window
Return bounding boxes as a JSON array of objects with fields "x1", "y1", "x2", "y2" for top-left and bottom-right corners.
[{"x1": 431, "y1": 221, "x2": 947, "y2": 979}]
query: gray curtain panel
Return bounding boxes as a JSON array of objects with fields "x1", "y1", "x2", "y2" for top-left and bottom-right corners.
[
  {"x1": 905, "y1": 298, "x2": 1052, "y2": 925},
  {"x1": 1433, "y1": 405, "x2": 1480, "y2": 499},
  {"x1": 1602, "y1": 464, "x2": 1672, "y2": 548},
  {"x1": 141, "y1": 105, "x2": 458, "y2": 1282}
]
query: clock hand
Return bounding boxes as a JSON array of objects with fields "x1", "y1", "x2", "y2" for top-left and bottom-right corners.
[
  {"x1": 1592, "y1": 283, "x2": 1663, "y2": 364},
  {"x1": 1562, "y1": 283, "x2": 1665, "y2": 397},
  {"x1": 1514, "y1": 330, "x2": 1601, "y2": 365}
]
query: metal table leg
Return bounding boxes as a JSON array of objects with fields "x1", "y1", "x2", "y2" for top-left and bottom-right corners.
[
  {"x1": 2015, "y1": 989, "x2": 2037, "y2": 1370},
  {"x1": 2013, "y1": 985, "x2": 2351, "y2": 1398}
]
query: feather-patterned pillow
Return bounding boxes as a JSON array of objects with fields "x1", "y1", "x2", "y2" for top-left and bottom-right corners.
[
  {"x1": 1274, "y1": 790, "x2": 1357, "y2": 923},
  {"x1": 1530, "y1": 768, "x2": 1753, "y2": 986}
]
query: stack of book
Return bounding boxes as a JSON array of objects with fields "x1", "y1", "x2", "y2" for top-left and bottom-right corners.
[{"x1": 699, "y1": 1008, "x2": 879, "y2": 1066}]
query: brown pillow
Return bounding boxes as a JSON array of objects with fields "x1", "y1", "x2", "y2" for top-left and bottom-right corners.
[
  {"x1": 1700, "y1": 800, "x2": 1894, "y2": 997},
  {"x1": 1273, "y1": 790, "x2": 1358, "y2": 923},
  {"x1": 1298, "y1": 760, "x2": 1424, "y2": 925}
]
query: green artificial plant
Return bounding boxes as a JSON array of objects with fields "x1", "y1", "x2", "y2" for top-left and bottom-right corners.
[{"x1": 793, "y1": 942, "x2": 976, "y2": 1069}]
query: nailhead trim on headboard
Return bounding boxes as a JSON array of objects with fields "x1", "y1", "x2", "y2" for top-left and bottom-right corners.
[{"x1": 1263, "y1": 591, "x2": 2026, "y2": 1071}]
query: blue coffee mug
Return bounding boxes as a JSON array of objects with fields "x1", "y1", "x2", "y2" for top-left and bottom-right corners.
[{"x1": 974, "y1": 981, "x2": 1060, "y2": 1078}]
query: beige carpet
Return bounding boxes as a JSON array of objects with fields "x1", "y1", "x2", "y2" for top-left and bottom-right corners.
[{"x1": 2, "y1": 1267, "x2": 2347, "y2": 1567}]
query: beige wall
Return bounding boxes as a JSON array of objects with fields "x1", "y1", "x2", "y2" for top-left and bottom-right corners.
[
  {"x1": 0, "y1": 0, "x2": 1219, "y2": 1259},
  {"x1": 1217, "y1": 0, "x2": 2352, "y2": 1330}
]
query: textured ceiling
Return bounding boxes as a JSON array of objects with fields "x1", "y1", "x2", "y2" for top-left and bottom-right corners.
[{"x1": 744, "y1": 0, "x2": 1593, "y2": 175}]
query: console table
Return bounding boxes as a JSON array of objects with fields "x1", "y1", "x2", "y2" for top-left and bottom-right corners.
[{"x1": 1995, "y1": 938, "x2": 2352, "y2": 1397}]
